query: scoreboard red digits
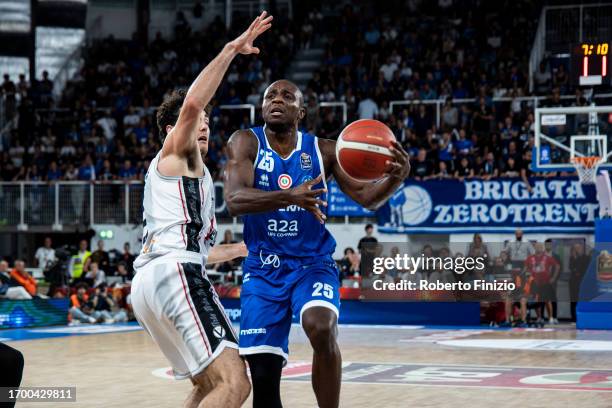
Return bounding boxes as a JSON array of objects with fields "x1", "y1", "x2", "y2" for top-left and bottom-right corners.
[{"x1": 573, "y1": 42, "x2": 609, "y2": 86}]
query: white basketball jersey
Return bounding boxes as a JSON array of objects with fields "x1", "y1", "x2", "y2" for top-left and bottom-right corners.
[{"x1": 134, "y1": 152, "x2": 217, "y2": 268}]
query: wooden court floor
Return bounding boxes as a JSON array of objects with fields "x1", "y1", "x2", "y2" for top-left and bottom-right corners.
[{"x1": 8, "y1": 324, "x2": 612, "y2": 408}]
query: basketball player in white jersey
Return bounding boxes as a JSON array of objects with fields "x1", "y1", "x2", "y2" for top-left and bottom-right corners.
[{"x1": 130, "y1": 12, "x2": 272, "y2": 408}]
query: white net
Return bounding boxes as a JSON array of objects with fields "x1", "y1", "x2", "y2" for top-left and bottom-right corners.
[{"x1": 572, "y1": 156, "x2": 603, "y2": 184}]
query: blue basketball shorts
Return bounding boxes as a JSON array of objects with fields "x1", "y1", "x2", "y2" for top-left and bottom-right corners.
[{"x1": 238, "y1": 252, "x2": 341, "y2": 361}]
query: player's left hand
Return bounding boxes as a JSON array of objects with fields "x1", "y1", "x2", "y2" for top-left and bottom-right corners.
[
  {"x1": 228, "y1": 11, "x2": 273, "y2": 55},
  {"x1": 384, "y1": 141, "x2": 410, "y2": 180},
  {"x1": 237, "y1": 241, "x2": 248, "y2": 257}
]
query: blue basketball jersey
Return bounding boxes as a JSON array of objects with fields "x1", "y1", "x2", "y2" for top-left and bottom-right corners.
[{"x1": 243, "y1": 126, "x2": 336, "y2": 257}]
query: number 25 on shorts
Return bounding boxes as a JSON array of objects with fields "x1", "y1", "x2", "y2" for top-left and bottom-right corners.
[{"x1": 312, "y1": 282, "x2": 333, "y2": 299}]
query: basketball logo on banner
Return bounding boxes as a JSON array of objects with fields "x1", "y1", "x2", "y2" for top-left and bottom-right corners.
[
  {"x1": 390, "y1": 185, "x2": 433, "y2": 226},
  {"x1": 278, "y1": 174, "x2": 293, "y2": 189}
]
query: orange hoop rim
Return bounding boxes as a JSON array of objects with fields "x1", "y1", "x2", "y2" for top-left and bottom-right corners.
[{"x1": 571, "y1": 156, "x2": 603, "y2": 169}]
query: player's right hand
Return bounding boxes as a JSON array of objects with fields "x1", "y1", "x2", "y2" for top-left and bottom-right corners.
[
  {"x1": 228, "y1": 11, "x2": 273, "y2": 55},
  {"x1": 288, "y1": 175, "x2": 328, "y2": 224}
]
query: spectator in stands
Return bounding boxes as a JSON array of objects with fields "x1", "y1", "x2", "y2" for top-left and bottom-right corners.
[
  {"x1": 505, "y1": 229, "x2": 534, "y2": 268},
  {"x1": 70, "y1": 240, "x2": 91, "y2": 282},
  {"x1": 91, "y1": 240, "x2": 110, "y2": 273},
  {"x1": 569, "y1": 243, "x2": 590, "y2": 321},
  {"x1": 481, "y1": 152, "x2": 499, "y2": 179},
  {"x1": 411, "y1": 148, "x2": 433, "y2": 180},
  {"x1": 118, "y1": 160, "x2": 138, "y2": 180},
  {"x1": 338, "y1": 247, "x2": 360, "y2": 279},
  {"x1": 357, "y1": 93, "x2": 378, "y2": 119},
  {"x1": 454, "y1": 157, "x2": 474, "y2": 180},
  {"x1": 78, "y1": 155, "x2": 96, "y2": 181},
  {"x1": 441, "y1": 98, "x2": 458, "y2": 131},
  {"x1": 119, "y1": 242, "x2": 135, "y2": 275},
  {"x1": 84, "y1": 262, "x2": 107, "y2": 288},
  {"x1": 10, "y1": 260, "x2": 37, "y2": 298},
  {"x1": 114, "y1": 261, "x2": 133, "y2": 283},
  {"x1": 357, "y1": 224, "x2": 378, "y2": 256},
  {"x1": 111, "y1": 285, "x2": 131, "y2": 321},
  {"x1": 34, "y1": 237, "x2": 56, "y2": 271},
  {"x1": 2, "y1": 74, "x2": 17, "y2": 118},
  {"x1": 91, "y1": 283, "x2": 127, "y2": 323},
  {"x1": 0, "y1": 260, "x2": 32, "y2": 300},
  {"x1": 426, "y1": 161, "x2": 452, "y2": 180},
  {"x1": 467, "y1": 234, "x2": 490, "y2": 259},
  {"x1": 69, "y1": 283, "x2": 98, "y2": 324}
]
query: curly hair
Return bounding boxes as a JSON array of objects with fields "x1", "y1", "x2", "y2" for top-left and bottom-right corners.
[{"x1": 156, "y1": 88, "x2": 212, "y2": 141}]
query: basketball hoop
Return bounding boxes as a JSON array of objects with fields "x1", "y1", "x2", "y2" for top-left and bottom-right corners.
[{"x1": 571, "y1": 156, "x2": 603, "y2": 184}]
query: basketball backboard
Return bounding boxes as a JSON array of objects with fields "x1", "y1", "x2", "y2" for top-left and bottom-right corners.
[{"x1": 532, "y1": 105, "x2": 612, "y2": 173}]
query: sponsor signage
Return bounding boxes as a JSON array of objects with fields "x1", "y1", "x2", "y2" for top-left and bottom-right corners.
[
  {"x1": 282, "y1": 362, "x2": 612, "y2": 392},
  {"x1": 377, "y1": 177, "x2": 597, "y2": 233},
  {"x1": 327, "y1": 180, "x2": 374, "y2": 217}
]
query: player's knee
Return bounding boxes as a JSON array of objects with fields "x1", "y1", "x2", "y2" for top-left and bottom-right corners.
[
  {"x1": 221, "y1": 368, "x2": 251, "y2": 402},
  {"x1": 303, "y1": 314, "x2": 337, "y2": 352}
]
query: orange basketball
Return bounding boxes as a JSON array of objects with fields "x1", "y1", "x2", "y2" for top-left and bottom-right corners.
[{"x1": 336, "y1": 119, "x2": 396, "y2": 181}]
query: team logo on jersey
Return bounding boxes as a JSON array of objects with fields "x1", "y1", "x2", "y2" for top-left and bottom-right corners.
[
  {"x1": 300, "y1": 175, "x2": 313, "y2": 185},
  {"x1": 300, "y1": 152, "x2": 312, "y2": 170},
  {"x1": 278, "y1": 174, "x2": 293, "y2": 189},
  {"x1": 258, "y1": 173, "x2": 270, "y2": 187},
  {"x1": 212, "y1": 326, "x2": 226, "y2": 339}
]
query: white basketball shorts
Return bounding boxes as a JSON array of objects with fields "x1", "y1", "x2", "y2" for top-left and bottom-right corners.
[{"x1": 131, "y1": 252, "x2": 238, "y2": 380}]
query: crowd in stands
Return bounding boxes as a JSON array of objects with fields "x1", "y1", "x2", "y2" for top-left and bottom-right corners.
[
  {"x1": 0, "y1": 230, "x2": 249, "y2": 324},
  {"x1": 0, "y1": 237, "x2": 135, "y2": 325},
  {"x1": 0, "y1": 0, "x2": 586, "y2": 188}
]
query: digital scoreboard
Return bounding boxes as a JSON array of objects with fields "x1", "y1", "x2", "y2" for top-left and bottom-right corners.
[{"x1": 572, "y1": 42, "x2": 609, "y2": 86}]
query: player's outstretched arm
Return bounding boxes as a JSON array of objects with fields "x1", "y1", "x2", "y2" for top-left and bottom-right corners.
[
  {"x1": 207, "y1": 242, "x2": 248, "y2": 265},
  {"x1": 224, "y1": 130, "x2": 328, "y2": 223},
  {"x1": 319, "y1": 138, "x2": 410, "y2": 210},
  {"x1": 162, "y1": 11, "x2": 273, "y2": 158}
]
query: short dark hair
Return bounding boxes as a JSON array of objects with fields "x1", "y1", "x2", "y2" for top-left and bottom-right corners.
[
  {"x1": 365, "y1": 224, "x2": 373, "y2": 230},
  {"x1": 156, "y1": 89, "x2": 212, "y2": 141},
  {"x1": 75, "y1": 282, "x2": 89, "y2": 291}
]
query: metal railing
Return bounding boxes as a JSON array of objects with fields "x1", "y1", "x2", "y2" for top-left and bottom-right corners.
[
  {"x1": 320, "y1": 102, "x2": 348, "y2": 125},
  {"x1": 389, "y1": 93, "x2": 612, "y2": 129},
  {"x1": 219, "y1": 104, "x2": 256, "y2": 124},
  {"x1": 0, "y1": 181, "x2": 144, "y2": 230}
]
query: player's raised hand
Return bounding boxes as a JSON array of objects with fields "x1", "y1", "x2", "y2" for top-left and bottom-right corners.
[
  {"x1": 384, "y1": 141, "x2": 410, "y2": 180},
  {"x1": 228, "y1": 11, "x2": 273, "y2": 55},
  {"x1": 288, "y1": 174, "x2": 328, "y2": 224}
]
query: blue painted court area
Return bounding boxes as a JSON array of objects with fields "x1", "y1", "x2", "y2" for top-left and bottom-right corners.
[{"x1": 0, "y1": 321, "x2": 143, "y2": 342}]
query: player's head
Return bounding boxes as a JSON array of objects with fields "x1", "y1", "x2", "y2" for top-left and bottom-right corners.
[
  {"x1": 157, "y1": 88, "x2": 211, "y2": 155},
  {"x1": 534, "y1": 242, "x2": 544, "y2": 254},
  {"x1": 262, "y1": 80, "x2": 305, "y2": 132}
]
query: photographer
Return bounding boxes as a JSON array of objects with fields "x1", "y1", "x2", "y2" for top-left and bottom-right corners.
[
  {"x1": 91, "y1": 284, "x2": 124, "y2": 324},
  {"x1": 43, "y1": 245, "x2": 72, "y2": 297},
  {"x1": 69, "y1": 283, "x2": 99, "y2": 324}
]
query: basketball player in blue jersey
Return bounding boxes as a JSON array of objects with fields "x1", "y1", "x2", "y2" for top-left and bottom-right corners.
[{"x1": 224, "y1": 79, "x2": 410, "y2": 408}]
